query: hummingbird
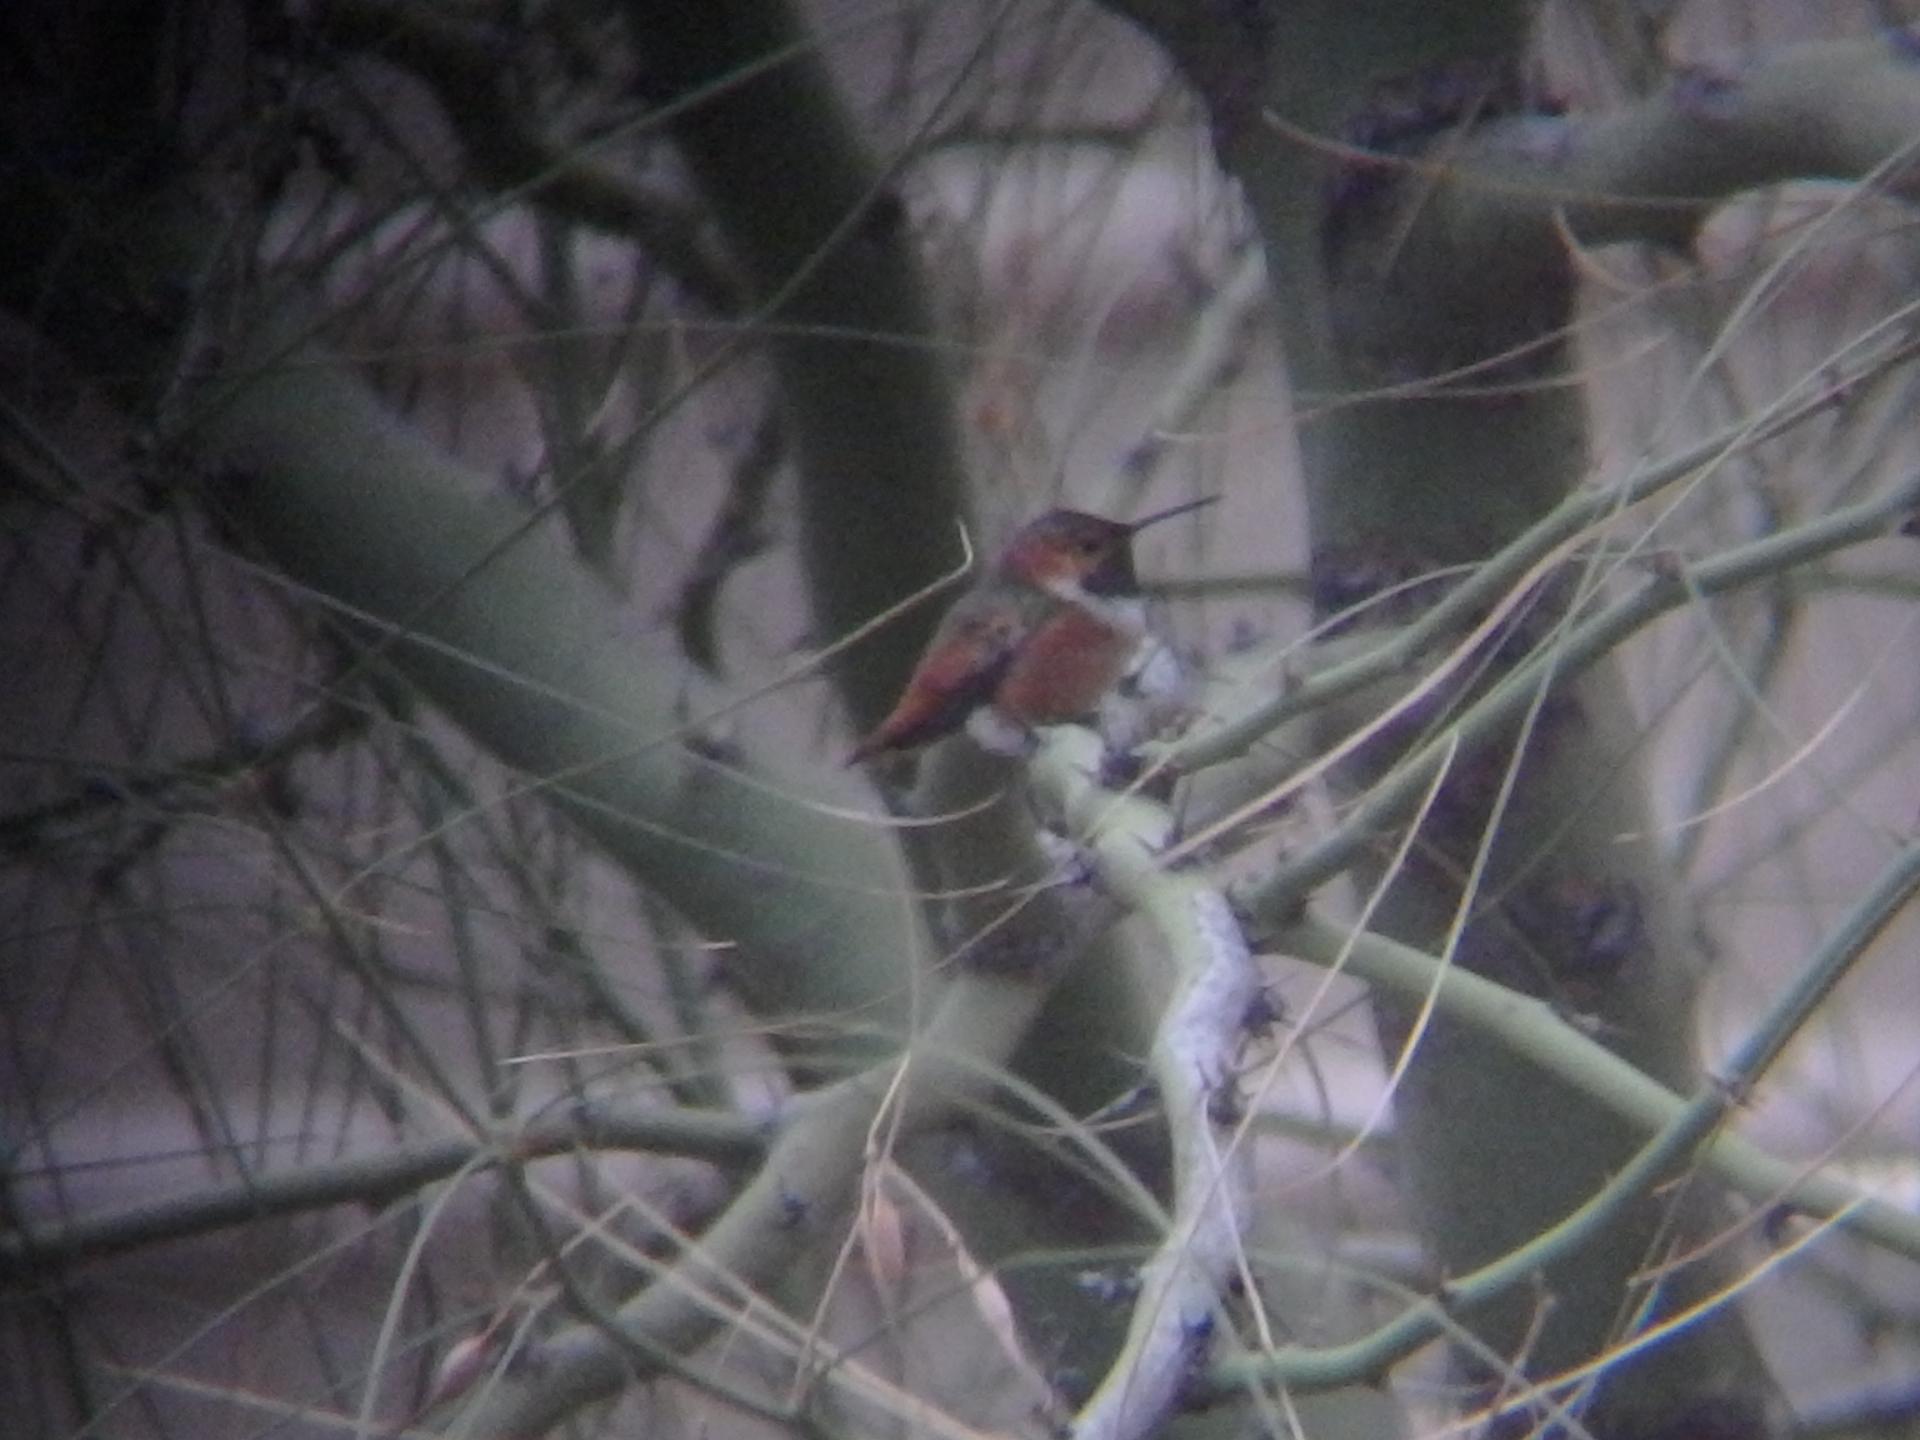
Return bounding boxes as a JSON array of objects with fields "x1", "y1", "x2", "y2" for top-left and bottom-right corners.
[{"x1": 847, "y1": 497, "x2": 1216, "y2": 764}]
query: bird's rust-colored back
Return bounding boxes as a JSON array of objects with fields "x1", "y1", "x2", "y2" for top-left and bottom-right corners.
[
  {"x1": 844, "y1": 590, "x2": 1025, "y2": 763},
  {"x1": 846, "y1": 497, "x2": 1215, "y2": 763}
]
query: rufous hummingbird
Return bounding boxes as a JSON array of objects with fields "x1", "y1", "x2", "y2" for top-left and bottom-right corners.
[{"x1": 847, "y1": 497, "x2": 1216, "y2": 764}]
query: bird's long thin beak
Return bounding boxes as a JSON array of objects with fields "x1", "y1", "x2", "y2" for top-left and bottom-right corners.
[{"x1": 1127, "y1": 495, "x2": 1220, "y2": 533}]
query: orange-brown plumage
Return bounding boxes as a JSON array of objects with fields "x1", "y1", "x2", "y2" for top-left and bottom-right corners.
[
  {"x1": 848, "y1": 498, "x2": 1213, "y2": 764},
  {"x1": 844, "y1": 589, "x2": 1027, "y2": 763},
  {"x1": 991, "y1": 602, "x2": 1136, "y2": 727}
]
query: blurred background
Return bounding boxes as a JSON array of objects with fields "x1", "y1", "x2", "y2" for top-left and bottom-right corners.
[{"x1": 3, "y1": 2, "x2": 1919, "y2": 1437}]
